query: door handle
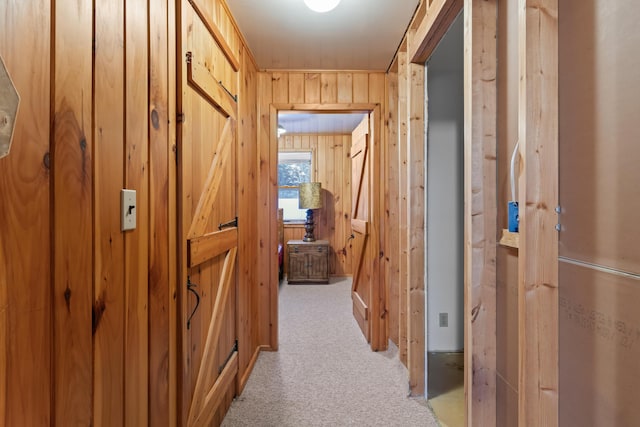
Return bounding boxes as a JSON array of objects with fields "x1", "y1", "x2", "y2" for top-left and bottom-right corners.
[{"x1": 186, "y1": 276, "x2": 200, "y2": 330}]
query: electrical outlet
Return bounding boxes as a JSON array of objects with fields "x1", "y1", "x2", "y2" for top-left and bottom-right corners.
[
  {"x1": 439, "y1": 312, "x2": 448, "y2": 327},
  {"x1": 121, "y1": 189, "x2": 136, "y2": 231}
]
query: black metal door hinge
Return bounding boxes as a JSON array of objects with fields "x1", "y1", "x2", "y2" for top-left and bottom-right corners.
[
  {"x1": 219, "y1": 340, "x2": 238, "y2": 374},
  {"x1": 218, "y1": 216, "x2": 238, "y2": 230},
  {"x1": 218, "y1": 80, "x2": 238, "y2": 103}
]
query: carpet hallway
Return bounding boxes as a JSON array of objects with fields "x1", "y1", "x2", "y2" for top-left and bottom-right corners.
[{"x1": 222, "y1": 277, "x2": 440, "y2": 427}]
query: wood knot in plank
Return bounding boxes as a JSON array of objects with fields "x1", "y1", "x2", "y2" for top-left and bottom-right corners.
[
  {"x1": 64, "y1": 285, "x2": 72, "y2": 313},
  {"x1": 471, "y1": 303, "x2": 481, "y2": 323},
  {"x1": 92, "y1": 295, "x2": 106, "y2": 335},
  {"x1": 151, "y1": 109, "x2": 160, "y2": 130}
]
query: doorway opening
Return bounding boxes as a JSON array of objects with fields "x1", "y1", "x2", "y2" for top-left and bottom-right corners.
[
  {"x1": 425, "y1": 12, "x2": 465, "y2": 427},
  {"x1": 269, "y1": 104, "x2": 386, "y2": 352},
  {"x1": 276, "y1": 111, "x2": 366, "y2": 284}
]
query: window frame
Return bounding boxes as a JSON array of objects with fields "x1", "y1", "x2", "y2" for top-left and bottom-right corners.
[{"x1": 277, "y1": 148, "x2": 317, "y2": 222}]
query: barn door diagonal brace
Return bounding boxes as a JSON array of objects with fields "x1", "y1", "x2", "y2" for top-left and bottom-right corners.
[{"x1": 186, "y1": 276, "x2": 201, "y2": 329}]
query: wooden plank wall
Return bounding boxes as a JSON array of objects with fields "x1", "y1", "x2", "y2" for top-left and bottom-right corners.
[
  {"x1": 386, "y1": 61, "x2": 401, "y2": 347},
  {"x1": 257, "y1": 71, "x2": 386, "y2": 349},
  {"x1": 397, "y1": 47, "x2": 410, "y2": 367},
  {"x1": 149, "y1": 0, "x2": 178, "y2": 424},
  {"x1": 279, "y1": 134, "x2": 353, "y2": 277},
  {"x1": 496, "y1": 0, "x2": 520, "y2": 425},
  {"x1": 517, "y1": 0, "x2": 559, "y2": 424},
  {"x1": 464, "y1": 0, "x2": 497, "y2": 425},
  {"x1": 406, "y1": 59, "x2": 426, "y2": 396},
  {"x1": 0, "y1": 1, "x2": 52, "y2": 425},
  {"x1": 237, "y1": 45, "x2": 260, "y2": 393},
  {"x1": 52, "y1": 0, "x2": 92, "y2": 424},
  {"x1": 0, "y1": 0, "x2": 261, "y2": 423},
  {"x1": 388, "y1": 0, "x2": 499, "y2": 415},
  {"x1": 0, "y1": 0, "x2": 179, "y2": 424}
]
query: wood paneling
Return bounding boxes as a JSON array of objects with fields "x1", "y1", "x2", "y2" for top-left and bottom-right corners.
[
  {"x1": 125, "y1": 0, "x2": 150, "y2": 424},
  {"x1": 93, "y1": 0, "x2": 126, "y2": 422},
  {"x1": 1, "y1": 0, "x2": 177, "y2": 422},
  {"x1": 464, "y1": 1, "x2": 498, "y2": 425},
  {"x1": 397, "y1": 48, "x2": 409, "y2": 367},
  {"x1": 258, "y1": 70, "x2": 387, "y2": 352},
  {"x1": 407, "y1": 62, "x2": 426, "y2": 396},
  {"x1": 52, "y1": 0, "x2": 93, "y2": 424},
  {"x1": 0, "y1": 0, "x2": 260, "y2": 424},
  {"x1": 257, "y1": 73, "x2": 274, "y2": 348},
  {"x1": 517, "y1": 0, "x2": 559, "y2": 424},
  {"x1": 386, "y1": 58, "x2": 400, "y2": 346},
  {"x1": 0, "y1": 1, "x2": 52, "y2": 425},
  {"x1": 149, "y1": 0, "x2": 176, "y2": 424},
  {"x1": 496, "y1": 0, "x2": 520, "y2": 423},
  {"x1": 236, "y1": 45, "x2": 259, "y2": 394},
  {"x1": 279, "y1": 134, "x2": 352, "y2": 276}
]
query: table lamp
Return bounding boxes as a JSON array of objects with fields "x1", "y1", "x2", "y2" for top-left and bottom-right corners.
[{"x1": 299, "y1": 182, "x2": 323, "y2": 242}]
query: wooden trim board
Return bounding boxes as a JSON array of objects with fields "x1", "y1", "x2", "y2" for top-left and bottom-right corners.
[
  {"x1": 464, "y1": 1, "x2": 498, "y2": 425},
  {"x1": 517, "y1": 0, "x2": 559, "y2": 424}
]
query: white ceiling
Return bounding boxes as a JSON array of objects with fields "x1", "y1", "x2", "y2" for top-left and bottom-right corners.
[
  {"x1": 279, "y1": 112, "x2": 366, "y2": 134},
  {"x1": 226, "y1": 0, "x2": 420, "y2": 71}
]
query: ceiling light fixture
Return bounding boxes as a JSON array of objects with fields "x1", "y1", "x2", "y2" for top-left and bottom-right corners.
[{"x1": 304, "y1": 0, "x2": 341, "y2": 13}]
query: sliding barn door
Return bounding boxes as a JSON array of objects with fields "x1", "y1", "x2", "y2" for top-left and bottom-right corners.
[{"x1": 178, "y1": 1, "x2": 239, "y2": 425}]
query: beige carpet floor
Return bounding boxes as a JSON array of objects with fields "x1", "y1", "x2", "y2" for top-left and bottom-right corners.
[{"x1": 222, "y1": 277, "x2": 440, "y2": 427}]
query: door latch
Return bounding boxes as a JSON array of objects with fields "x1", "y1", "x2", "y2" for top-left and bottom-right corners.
[{"x1": 186, "y1": 276, "x2": 200, "y2": 330}]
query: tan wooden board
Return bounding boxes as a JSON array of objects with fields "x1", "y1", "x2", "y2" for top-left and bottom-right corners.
[
  {"x1": 517, "y1": 0, "x2": 559, "y2": 424},
  {"x1": 1, "y1": 0, "x2": 52, "y2": 424},
  {"x1": 124, "y1": 0, "x2": 150, "y2": 423},
  {"x1": 407, "y1": 61, "x2": 425, "y2": 396},
  {"x1": 0, "y1": 55, "x2": 19, "y2": 159}
]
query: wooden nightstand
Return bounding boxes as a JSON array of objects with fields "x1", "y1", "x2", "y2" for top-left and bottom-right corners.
[{"x1": 287, "y1": 240, "x2": 329, "y2": 284}]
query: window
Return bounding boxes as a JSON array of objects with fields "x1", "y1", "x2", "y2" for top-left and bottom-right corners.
[{"x1": 278, "y1": 151, "x2": 313, "y2": 221}]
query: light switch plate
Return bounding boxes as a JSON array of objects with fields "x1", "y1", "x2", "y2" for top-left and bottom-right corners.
[{"x1": 121, "y1": 189, "x2": 136, "y2": 231}]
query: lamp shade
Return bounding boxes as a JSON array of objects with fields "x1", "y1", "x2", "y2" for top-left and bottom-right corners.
[{"x1": 299, "y1": 182, "x2": 323, "y2": 209}]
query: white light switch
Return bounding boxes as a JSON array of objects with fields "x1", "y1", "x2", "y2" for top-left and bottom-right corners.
[{"x1": 121, "y1": 189, "x2": 136, "y2": 231}]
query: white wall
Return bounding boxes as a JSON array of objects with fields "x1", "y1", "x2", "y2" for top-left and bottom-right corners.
[{"x1": 426, "y1": 13, "x2": 464, "y2": 352}]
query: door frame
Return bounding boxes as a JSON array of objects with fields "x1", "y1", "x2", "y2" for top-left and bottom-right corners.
[
  {"x1": 407, "y1": 0, "x2": 499, "y2": 423},
  {"x1": 267, "y1": 103, "x2": 387, "y2": 352}
]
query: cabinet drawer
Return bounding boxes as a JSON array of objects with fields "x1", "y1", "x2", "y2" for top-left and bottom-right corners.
[{"x1": 288, "y1": 244, "x2": 327, "y2": 254}]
